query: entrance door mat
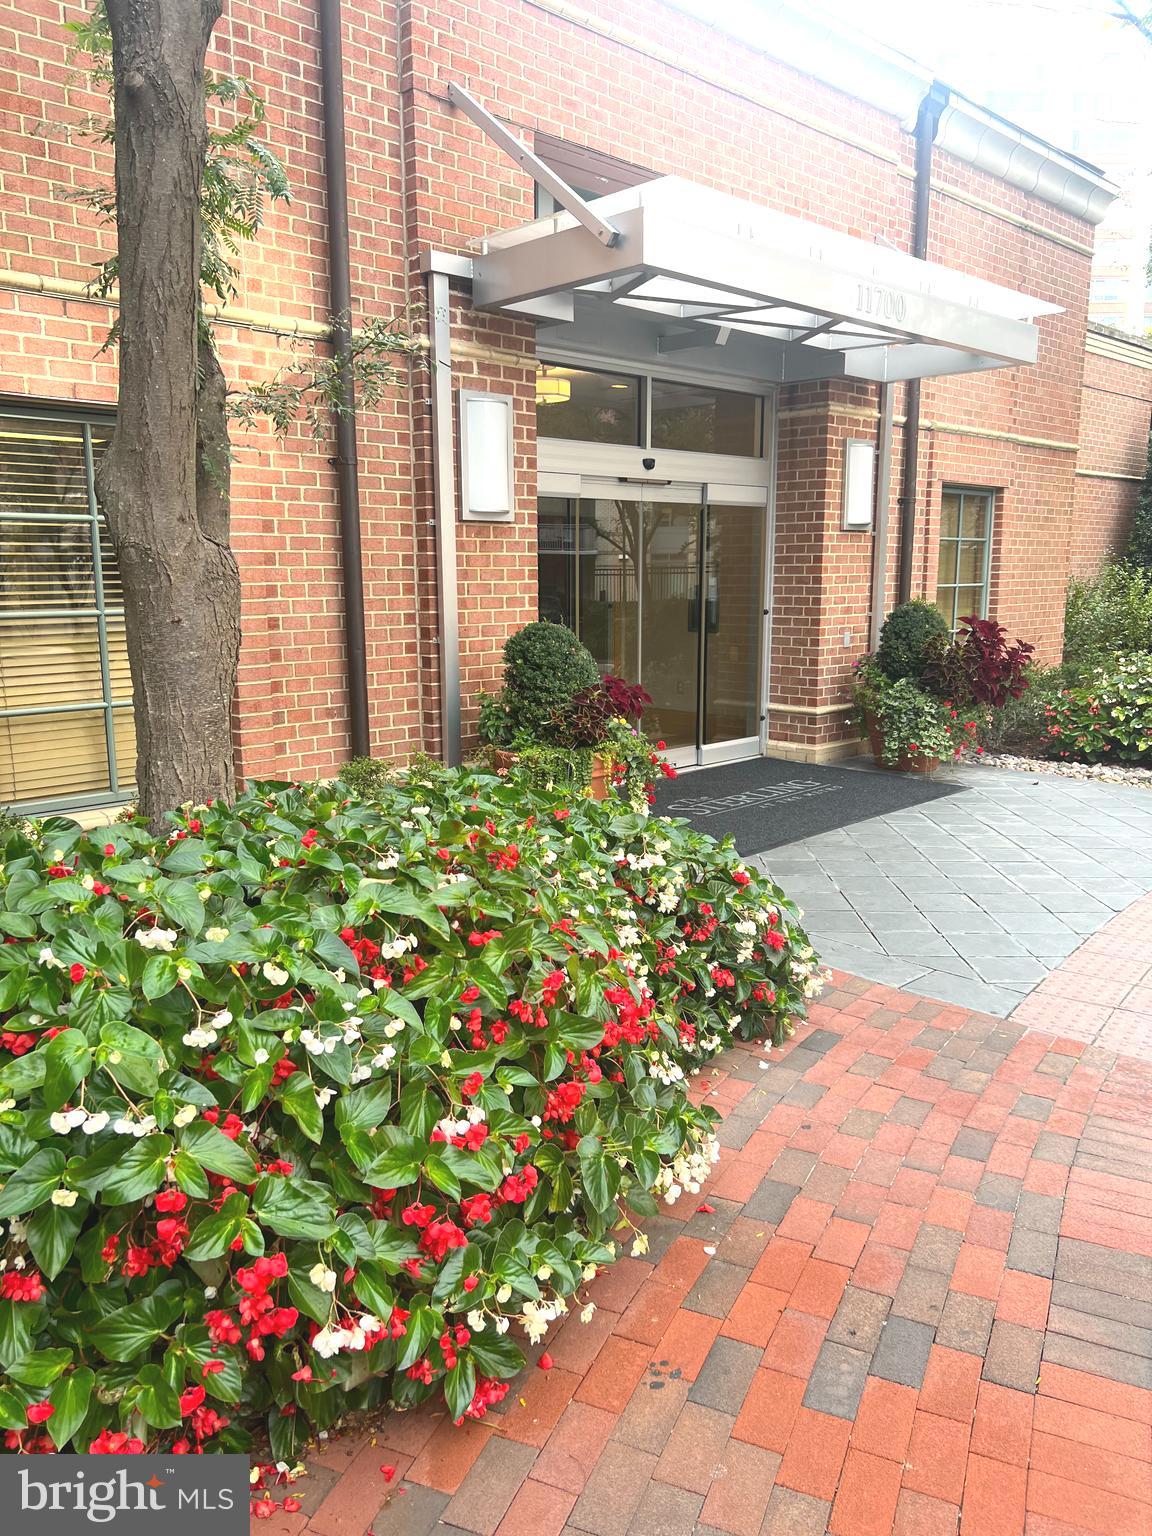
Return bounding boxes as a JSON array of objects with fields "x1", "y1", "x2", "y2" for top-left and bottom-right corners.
[{"x1": 652, "y1": 753, "x2": 965, "y2": 853}]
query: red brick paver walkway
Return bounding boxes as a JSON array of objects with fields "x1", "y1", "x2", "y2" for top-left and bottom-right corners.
[{"x1": 260, "y1": 978, "x2": 1152, "y2": 1536}]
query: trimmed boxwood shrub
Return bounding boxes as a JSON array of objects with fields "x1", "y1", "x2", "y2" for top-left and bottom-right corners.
[
  {"x1": 501, "y1": 622, "x2": 600, "y2": 739},
  {"x1": 876, "y1": 600, "x2": 950, "y2": 684},
  {"x1": 0, "y1": 769, "x2": 822, "y2": 1457}
]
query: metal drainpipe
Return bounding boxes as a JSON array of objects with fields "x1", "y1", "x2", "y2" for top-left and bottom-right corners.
[
  {"x1": 897, "y1": 83, "x2": 949, "y2": 604},
  {"x1": 426, "y1": 272, "x2": 462, "y2": 767},
  {"x1": 317, "y1": 0, "x2": 371, "y2": 758}
]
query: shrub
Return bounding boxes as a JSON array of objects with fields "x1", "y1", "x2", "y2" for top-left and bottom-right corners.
[
  {"x1": 0, "y1": 772, "x2": 822, "y2": 1457},
  {"x1": 1043, "y1": 653, "x2": 1152, "y2": 763},
  {"x1": 864, "y1": 675, "x2": 969, "y2": 767},
  {"x1": 978, "y1": 665, "x2": 1066, "y2": 753},
  {"x1": 1127, "y1": 436, "x2": 1152, "y2": 572},
  {"x1": 1064, "y1": 563, "x2": 1152, "y2": 676},
  {"x1": 501, "y1": 623, "x2": 600, "y2": 739},
  {"x1": 876, "y1": 601, "x2": 950, "y2": 684},
  {"x1": 925, "y1": 617, "x2": 1034, "y2": 710}
]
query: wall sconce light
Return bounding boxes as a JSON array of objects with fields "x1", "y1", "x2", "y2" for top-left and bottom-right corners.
[
  {"x1": 842, "y1": 438, "x2": 876, "y2": 531},
  {"x1": 459, "y1": 389, "x2": 515, "y2": 521}
]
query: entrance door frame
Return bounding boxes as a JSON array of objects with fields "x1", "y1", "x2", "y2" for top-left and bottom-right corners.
[{"x1": 538, "y1": 394, "x2": 776, "y2": 765}]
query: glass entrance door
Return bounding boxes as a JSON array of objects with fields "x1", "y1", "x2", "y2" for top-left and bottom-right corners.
[{"x1": 537, "y1": 480, "x2": 767, "y2": 765}]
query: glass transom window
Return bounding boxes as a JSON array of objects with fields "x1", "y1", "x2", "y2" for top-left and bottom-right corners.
[
  {"x1": 0, "y1": 411, "x2": 135, "y2": 809},
  {"x1": 935, "y1": 487, "x2": 994, "y2": 632}
]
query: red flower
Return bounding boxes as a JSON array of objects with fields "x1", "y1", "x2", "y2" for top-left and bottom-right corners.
[
  {"x1": 0, "y1": 1270, "x2": 43, "y2": 1303},
  {"x1": 460, "y1": 1072, "x2": 484, "y2": 1100},
  {"x1": 731, "y1": 869, "x2": 750, "y2": 887},
  {"x1": 68, "y1": 963, "x2": 86, "y2": 984},
  {"x1": 380, "y1": 1465, "x2": 397, "y2": 1484},
  {"x1": 89, "y1": 1429, "x2": 145, "y2": 1455},
  {"x1": 418, "y1": 1217, "x2": 468, "y2": 1263},
  {"x1": 460, "y1": 1192, "x2": 493, "y2": 1226},
  {"x1": 25, "y1": 1403, "x2": 53, "y2": 1425},
  {"x1": 463, "y1": 1275, "x2": 479, "y2": 1293},
  {"x1": 401, "y1": 1201, "x2": 435, "y2": 1229},
  {"x1": 201, "y1": 1359, "x2": 226, "y2": 1377},
  {"x1": 538, "y1": 1352, "x2": 554, "y2": 1371},
  {"x1": 179, "y1": 1385, "x2": 207, "y2": 1416},
  {"x1": 154, "y1": 1188, "x2": 187, "y2": 1213},
  {"x1": 300, "y1": 829, "x2": 319, "y2": 849}
]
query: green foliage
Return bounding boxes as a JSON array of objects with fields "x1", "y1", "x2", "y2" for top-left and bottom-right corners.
[
  {"x1": 514, "y1": 745, "x2": 594, "y2": 796},
  {"x1": 500, "y1": 623, "x2": 601, "y2": 740},
  {"x1": 979, "y1": 665, "x2": 1067, "y2": 753},
  {"x1": 852, "y1": 661, "x2": 964, "y2": 767},
  {"x1": 1044, "y1": 653, "x2": 1152, "y2": 763},
  {"x1": 876, "y1": 602, "x2": 950, "y2": 684},
  {"x1": 0, "y1": 773, "x2": 823, "y2": 1452},
  {"x1": 1064, "y1": 563, "x2": 1152, "y2": 677},
  {"x1": 1127, "y1": 431, "x2": 1152, "y2": 572}
]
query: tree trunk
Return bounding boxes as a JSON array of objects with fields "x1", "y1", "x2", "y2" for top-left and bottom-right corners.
[{"x1": 96, "y1": 0, "x2": 241, "y2": 827}]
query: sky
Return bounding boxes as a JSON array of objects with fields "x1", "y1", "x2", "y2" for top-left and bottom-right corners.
[{"x1": 796, "y1": 0, "x2": 1151, "y2": 177}]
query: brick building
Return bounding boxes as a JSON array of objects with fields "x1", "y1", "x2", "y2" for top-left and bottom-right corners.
[
  {"x1": 0, "y1": 0, "x2": 1138, "y2": 811},
  {"x1": 1072, "y1": 324, "x2": 1152, "y2": 576}
]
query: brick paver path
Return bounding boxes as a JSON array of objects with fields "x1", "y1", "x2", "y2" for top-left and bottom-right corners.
[{"x1": 262, "y1": 975, "x2": 1152, "y2": 1536}]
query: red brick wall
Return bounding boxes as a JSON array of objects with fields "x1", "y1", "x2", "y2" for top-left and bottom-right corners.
[
  {"x1": 0, "y1": 0, "x2": 1107, "y2": 779},
  {"x1": 1071, "y1": 343, "x2": 1152, "y2": 577}
]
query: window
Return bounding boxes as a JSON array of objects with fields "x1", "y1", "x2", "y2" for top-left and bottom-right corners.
[
  {"x1": 650, "y1": 379, "x2": 760, "y2": 456},
  {"x1": 535, "y1": 365, "x2": 641, "y2": 444},
  {"x1": 0, "y1": 410, "x2": 135, "y2": 808},
  {"x1": 935, "y1": 487, "x2": 994, "y2": 632}
]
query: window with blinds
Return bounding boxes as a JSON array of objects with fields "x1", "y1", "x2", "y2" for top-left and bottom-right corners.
[{"x1": 0, "y1": 412, "x2": 136, "y2": 808}]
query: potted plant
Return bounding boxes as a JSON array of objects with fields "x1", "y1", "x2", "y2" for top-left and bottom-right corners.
[{"x1": 477, "y1": 621, "x2": 672, "y2": 804}]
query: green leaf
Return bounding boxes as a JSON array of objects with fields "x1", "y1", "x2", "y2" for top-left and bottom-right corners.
[
  {"x1": 312, "y1": 929, "x2": 360, "y2": 973},
  {"x1": 0, "y1": 1387, "x2": 26, "y2": 1431},
  {"x1": 88, "y1": 1285, "x2": 184, "y2": 1363},
  {"x1": 155, "y1": 877, "x2": 206, "y2": 936},
  {"x1": 42, "y1": 1029, "x2": 92, "y2": 1113},
  {"x1": 7, "y1": 1347, "x2": 72, "y2": 1387},
  {"x1": 186, "y1": 1193, "x2": 249, "y2": 1260},
  {"x1": 252, "y1": 1176, "x2": 336, "y2": 1241},
  {"x1": 134, "y1": 1363, "x2": 182, "y2": 1428},
  {"x1": 141, "y1": 953, "x2": 180, "y2": 1000},
  {"x1": 26, "y1": 1200, "x2": 84, "y2": 1280},
  {"x1": 577, "y1": 1135, "x2": 620, "y2": 1215},
  {"x1": 280, "y1": 1071, "x2": 324, "y2": 1144},
  {"x1": 469, "y1": 1331, "x2": 525, "y2": 1377},
  {"x1": 100, "y1": 1134, "x2": 172, "y2": 1205},
  {"x1": 424, "y1": 1153, "x2": 460, "y2": 1201},
  {"x1": 360, "y1": 1137, "x2": 426, "y2": 1190},
  {"x1": 334, "y1": 1078, "x2": 393, "y2": 1133},
  {"x1": 351, "y1": 1260, "x2": 395, "y2": 1318},
  {"x1": 178, "y1": 1121, "x2": 257, "y2": 1184},
  {"x1": 48, "y1": 1367, "x2": 94, "y2": 1449},
  {"x1": 181, "y1": 1329, "x2": 244, "y2": 1403},
  {"x1": 443, "y1": 1354, "x2": 476, "y2": 1421},
  {"x1": 98, "y1": 1020, "x2": 166, "y2": 1095},
  {"x1": 555, "y1": 1012, "x2": 607, "y2": 1052},
  {"x1": 0, "y1": 1147, "x2": 66, "y2": 1220},
  {"x1": 395, "y1": 1301, "x2": 438, "y2": 1370},
  {"x1": 171, "y1": 1149, "x2": 211, "y2": 1199}
]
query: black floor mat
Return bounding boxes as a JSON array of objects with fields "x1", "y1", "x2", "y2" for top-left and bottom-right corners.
[{"x1": 652, "y1": 754, "x2": 965, "y2": 853}]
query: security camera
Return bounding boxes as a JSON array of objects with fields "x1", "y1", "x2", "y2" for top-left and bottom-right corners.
[{"x1": 642, "y1": 456, "x2": 656, "y2": 470}]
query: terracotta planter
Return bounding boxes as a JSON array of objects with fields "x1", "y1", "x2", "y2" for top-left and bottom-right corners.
[
  {"x1": 485, "y1": 745, "x2": 613, "y2": 799},
  {"x1": 865, "y1": 714, "x2": 941, "y2": 775}
]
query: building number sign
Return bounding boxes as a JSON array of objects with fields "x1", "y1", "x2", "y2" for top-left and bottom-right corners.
[{"x1": 856, "y1": 282, "x2": 907, "y2": 324}]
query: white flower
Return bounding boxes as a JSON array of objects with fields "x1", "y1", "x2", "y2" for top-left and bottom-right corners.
[
  {"x1": 262, "y1": 962, "x2": 290, "y2": 987},
  {"x1": 81, "y1": 1111, "x2": 110, "y2": 1135},
  {"x1": 136, "y1": 927, "x2": 178, "y2": 952},
  {"x1": 50, "y1": 1188, "x2": 78, "y2": 1207},
  {"x1": 494, "y1": 1316, "x2": 510, "y2": 1335},
  {"x1": 580, "y1": 1303, "x2": 596, "y2": 1324},
  {"x1": 253, "y1": 1048, "x2": 269, "y2": 1066},
  {"x1": 204, "y1": 927, "x2": 230, "y2": 942},
  {"x1": 536, "y1": 1264, "x2": 553, "y2": 1282},
  {"x1": 315, "y1": 1087, "x2": 336, "y2": 1110},
  {"x1": 112, "y1": 1117, "x2": 136, "y2": 1136},
  {"x1": 309, "y1": 1263, "x2": 337, "y2": 1293},
  {"x1": 581, "y1": 1263, "x2": 598, "y2": 1282},
  {"x1": 182, "y1": 1025, "x2": 218, "y2": 1048},
  {"x1": 350, "y1": 1064, "x2": 372, "y2": 1084},
  {"x1": 466, "y1": 1309, "x2": 486, "y2": 1332},
  {"x1": 311, "y1": 1326, "x2": 343, "y2": 1359},
  {"x1": 496, "y1": 1284, "x2": 512, "y2": 1305},
  {"x1": 173, "y1": 1104, "x2": 197, "y2": 1128},
  {"x1": 371, "y1": 1045, "x2": 397, "y2": 1069},
  {"x1": 38, "y1": 947, "x2": 63, "y2": 969},
  {"x1": 630, "y1": 1232, "x2": 650, "y2": 1258},
  {"x1": 49, "y1": 1110, "x2": 79, "y2": 1135}
]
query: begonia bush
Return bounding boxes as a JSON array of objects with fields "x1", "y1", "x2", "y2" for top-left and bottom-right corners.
[{"x1": 0, "y1": 770, "x2": 822, "y2": 1458}]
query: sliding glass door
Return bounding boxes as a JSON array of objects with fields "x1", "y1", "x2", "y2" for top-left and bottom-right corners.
[{"x1": 538, "y1": 480, "x2": 767, "y2": 765}]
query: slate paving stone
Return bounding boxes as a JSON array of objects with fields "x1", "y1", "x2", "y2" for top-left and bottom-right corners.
[
  {"x1": 1055, "y1": 1237, "x2": 1152, "y2": 1298},
  {"x1": 909, "y1": 1224, "x2": 964, "y2": 1276},
  {"x1": 372, "y1": 1484, "x2": 451, "y2": 1535},
  {"x1": 687, "y1": 1337, "x2": 763, "y2": 1412},
  {"x1": 975, "y1": 1173, "x2": 1023, "y2": 1212},
  {"x1": 983, "y1": 1321, "x2": 1044, "y2": 1392},
  {"x1": 1041, "y1": 1333, "x2": 1152, "y2": 1390},
  {"x1": 1050, "y1": 1278, "x2": 1152, "y2": 1331},
  {"x1": 1005, "y1": 1227, "x2": 1059, "y2": 1279},
  {"x1": 783, "y1": 1080, "x2": 828, "y2": 1108},
  {"x1": 743, "y1": 1178, "x2": 802, "y2": 1224},
  {"x1": 936, "y1": 1291, "x2": 997, "y2": 1355},
  {"x1": 951, "y1": 1128, "x2": 996, "y2": 1160},
  {"x1": 801, "y1": 1340, "x2": 872, "y2": 1419},
  {"x1": 891, "y1": 1265, "x2": 951, "y2": 1327},
  {"x1": 826, "y1": 1286, "x2": 891, "y2": 1353},
  {"x1": 889, "y1": 1096, "x2": 933, "y2": 1127},
  {"x1": 1034, "y1": 1132, "x2": 1078, "y2": 1166},
  {"x1": 685, "y1": 1261, "x2": 749, "y2": 1319},
  {"x1": 870, "y1": 1316, "x2": 935, "y2": 1387},
  {"x1": 801, "y1": 1029, "x2": 842, "y2": 1055}
]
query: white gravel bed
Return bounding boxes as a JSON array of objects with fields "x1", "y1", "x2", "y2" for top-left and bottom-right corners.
[{"x1": 963, "y1": 751, "x2": 1152, "y2": 789}]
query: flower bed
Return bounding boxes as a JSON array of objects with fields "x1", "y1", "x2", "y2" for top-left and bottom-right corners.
[
  {"x1": 0, "y1": 768, "x2": 822, "y2": 1457},
  {"x1": 1044, "y1": 653, "x2": 1152, "y2": 765}
]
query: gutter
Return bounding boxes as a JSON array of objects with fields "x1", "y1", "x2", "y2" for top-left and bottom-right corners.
[
  {"x1": 317, "y1": 0, "x2": 371, "y2": 759},
  {"x1": 897, "y1": 83, "x2": 948, "y2": 605}
]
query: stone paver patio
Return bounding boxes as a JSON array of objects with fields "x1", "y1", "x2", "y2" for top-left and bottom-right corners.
[
  {"x1": 259, "y1": 945, "x2": 1152, "y2": 1536},
  {"x1": 758, "y1": 764, "x2": 1152, "y2": 1022}
]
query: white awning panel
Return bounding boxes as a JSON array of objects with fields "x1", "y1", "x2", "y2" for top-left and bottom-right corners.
[{"x1": 471, "y1": 177, "x2": 1061, "y2": 383}]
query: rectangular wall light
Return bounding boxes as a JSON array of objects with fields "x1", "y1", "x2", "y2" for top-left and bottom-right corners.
[
  {"x1": 459, "y1": 389, "x2": 515, "y2": 521},
  {"x1": 842, "y1": 438, "x2": 876, "y2": 531}
]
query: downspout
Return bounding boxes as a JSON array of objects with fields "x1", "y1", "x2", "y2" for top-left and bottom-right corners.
[
  {"x1": 869, "y1": 383, "x2": 895, "y2": 651},
  {"x1": 317, "y1": 0, "x2": 371, "y2": 758},
  {"x1": 426, "y1": 271, "x2": 462, "y2": 767},
  {"x1": 897, "y1": 83, "x2": 949, "y2": 604}
]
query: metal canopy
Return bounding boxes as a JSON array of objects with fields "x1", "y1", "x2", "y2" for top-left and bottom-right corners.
[{"x1": 471, "y1": 178, "x2": 1061, "y2": 383}]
